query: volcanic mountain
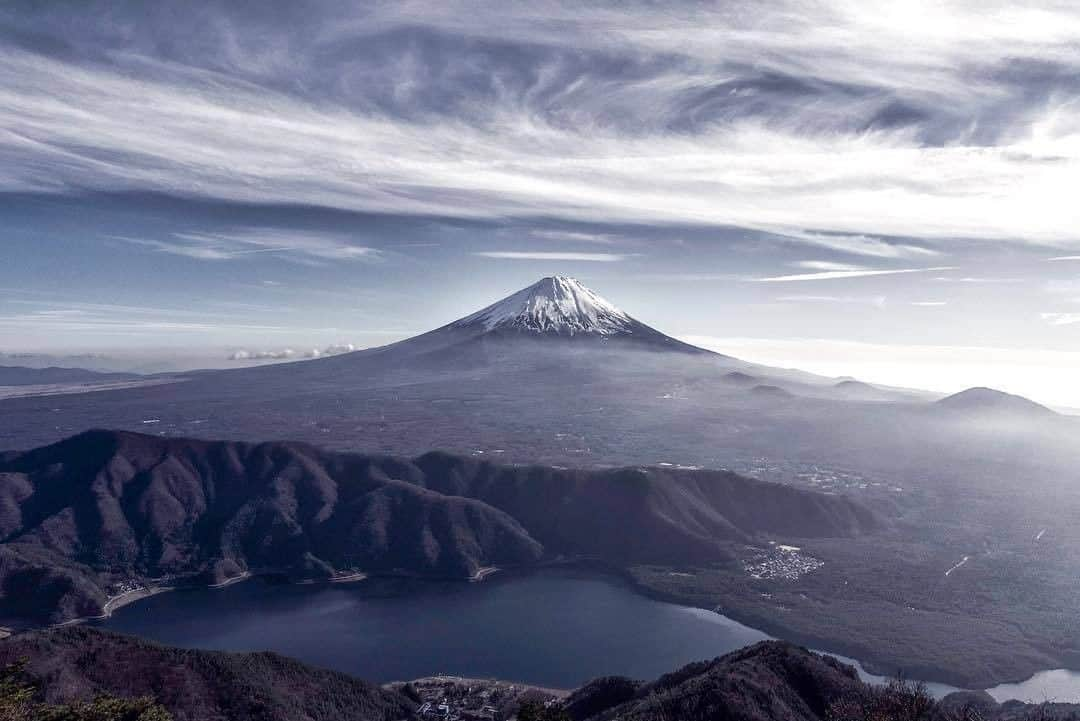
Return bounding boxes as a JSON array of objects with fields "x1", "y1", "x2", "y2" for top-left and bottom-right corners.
[
  {"x1": 458, "y1": 275, "x2": 637, "y2": 336},
  {"x1": 1, "y1": 276, "x2": 1065, "y2": 449},
  {"x1": 445, "y1": 275, "x2": 704, "y2": 350},
  {"x1": 350, "y1": 274, "x2": 712, "y2": 361},
  {"x1": 167, "y1": 274, "x2": 714, "y2": 396},
  {"x1": 0, "y1": 275, "x2": 1066, "y2": 464}
]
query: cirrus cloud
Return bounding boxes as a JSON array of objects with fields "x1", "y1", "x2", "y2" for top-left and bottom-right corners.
[
  {"x1": 473, "y1": 251, "x2": 629, "y2": 261},
  {"x1": 0, "y1": 0, "x2": 1079, "y2": 249},
  {"x1": 752, "y1": 266, "x2": 956, "y2": 282},
  {"x1": 114, "y1": 229, "x2": 380, "y2": 264}
]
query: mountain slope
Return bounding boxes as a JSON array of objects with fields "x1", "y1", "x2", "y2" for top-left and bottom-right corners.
[
  {"x1": 411, "y1": 452, "x2": 882, "y2": 563},
  {"x1": 0, "y1": 626, "x2": 414, "y2": 721},
  {"x1": 832, "y1": 380, "x2": 900, "y2": 402},
  {"x1": 0, "y1": 430, "x2": 543, "y2": 624},
  {"x1": 0, "y1": 430, "x2": 881, "y2": 626}
]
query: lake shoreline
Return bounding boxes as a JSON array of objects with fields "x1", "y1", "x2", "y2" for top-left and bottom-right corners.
[
  {"x1": 7, "y1": 562, "x2": 1074, "y2": 701},
  {"x1": 512, "y1": 560, "x2": 1080, "y2": 696},
  {"x1": 35, "y1": 565, "x2": 496, "y2": 633},
  {"x1": 609, "y1": 563, "x2": 1077, "y2": 693}
]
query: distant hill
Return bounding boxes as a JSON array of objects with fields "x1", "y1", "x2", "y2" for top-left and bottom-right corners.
[
  {"x1": 0, "y1": 430, "x2": 881, "y2": 625},
  {"x1": 566, "y1": 641, "x2": 1080, "y2": 721},
  {"x1": 0, "y1": 626, "x2": 414, "y2": 721},
  {"x1": 0, "y1": 365, "x2": 139, "y2": 386},
  {"x1": 723, "y1": 371, "x2": 760, "y2": 387},
  {"x1": 833, "y1": 380, "x2": 893, "y2": 402},
  {"x1": 567, "y1": 641, "x2": 863, "y2": 721},
  {"x1": 935, "y1": 387, "x2": 1056, "y2": 418},
  {"x1": 750, "y1": 384, "x2": 793, "y2": 399}
]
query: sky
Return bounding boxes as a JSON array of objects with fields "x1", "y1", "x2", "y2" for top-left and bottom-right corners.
[{"x1": 2, "y1": 1, "x2": 1080, "y2": 405}]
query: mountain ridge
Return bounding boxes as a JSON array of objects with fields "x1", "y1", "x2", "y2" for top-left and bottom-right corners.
[
  {"x1": 2, "y1": 628, "x2": 1075, "y2": 721},
  {"x1": 0, "y1": 365, "x2": 140, "y2": 387},
  {"x1": 0, "y1": 429, "x2": 882, "y2": 626},
  {"x1": 0, "y1": 625, "x2": 414, "y2": 721}
]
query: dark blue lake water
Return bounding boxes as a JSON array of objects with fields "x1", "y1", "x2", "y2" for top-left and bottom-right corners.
[
  {"x1": 94, "y1": 568, "x2": 1080, "y2": 703},
  {"x1": 94, "y1": 569, "x2": 766, "y2": 687}
]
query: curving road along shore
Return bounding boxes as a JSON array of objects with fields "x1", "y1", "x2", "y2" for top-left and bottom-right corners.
[{"x1": 99, "y1": 586, "x2": 175, "y2": 619}]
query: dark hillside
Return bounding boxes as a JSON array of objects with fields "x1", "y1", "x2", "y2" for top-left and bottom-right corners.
[
  {"x1": 0, "y1": 626, "x2": 414, "y2": 721},
  {"x1": 0, "y1": 430, "x2": 881, "y2": 625}
]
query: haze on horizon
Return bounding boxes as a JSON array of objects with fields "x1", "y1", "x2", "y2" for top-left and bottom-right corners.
[{"x1": 2, "y1": 1, "x2": 1080, "y2": 406}]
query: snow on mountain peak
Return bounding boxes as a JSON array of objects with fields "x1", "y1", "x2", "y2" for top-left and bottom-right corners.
[{"x1": 455, "y1": 276, "x2": 636, "y2": 336}]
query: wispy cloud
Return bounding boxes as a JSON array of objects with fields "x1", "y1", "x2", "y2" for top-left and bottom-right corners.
[
  {"x1": 1041, "y1": 312, "x2": 1080, "y2": 326},
  {"x1": 632, "y1": 273, "x2": 741, "y2": 282},
  {"x1": 528, "y1": 230, "x2": 621, "y2": 245},
  {"x1": 793, "y1": 261, "x2": 867, "y2": 272},
  {"x1": 911, "y1": 301, "x2": 948, "y2": 307},
  {"x1": 1049, "y1": 256, "x2": 1080, "y2": 261},
  {"x1": 0, "y1": 313, "x2": 291, "y2": 336},
  {"x1": 7, "y1": 299, "x2": 240, "y2": 318},
  {"x1": 0, "y1": 299, "x2": 300, "y2": 339},
  {"x1": 775, "y1": 231, "x2": 943, "y2": 260},
  {"x1": 1043, "y1": 278, "x2": 1080, "y2": 296},
  {"x1": 752, "y1": 266, "x2": 955, "y2": 282},
  {"x1": 776, "y1": 294, "x2": 887, "y2": 307},
  {"x1": 473, "y1": 251, "x2": 629, "y2": 262},
  {"x1": 0, "y1": 0, "x2": 1079, "y2": 249},
  {"x1": 115, "y1": 230, "x2": 379, "y2": 263},
  {"x1": 933, "y1": 276, "x2": 1025, "y2": 284}
]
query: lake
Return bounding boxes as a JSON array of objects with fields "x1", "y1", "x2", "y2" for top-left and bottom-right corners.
[{"x1": 94, "y1": 569, "x2": 1080, "y2": 703}]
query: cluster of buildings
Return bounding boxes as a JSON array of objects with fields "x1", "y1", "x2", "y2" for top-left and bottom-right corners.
[
  {"x1": 743, "y1": 543, "x2": 825, "y2": 581},
  {"x1": 417, "y1": 700, "x2": 498, "y2": 720},
  {"x1": 401, "y1": 676, "x2": 563, "y2": 721}
]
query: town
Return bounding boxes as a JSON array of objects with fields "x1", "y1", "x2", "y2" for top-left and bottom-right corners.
[{"x1": 389, "y1": 675, "x2": 566, "y2": 721}]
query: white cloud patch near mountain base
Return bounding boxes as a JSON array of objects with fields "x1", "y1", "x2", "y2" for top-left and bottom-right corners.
[{"x1": 228, "y1": 344, "x2": 357, "y2": 361}]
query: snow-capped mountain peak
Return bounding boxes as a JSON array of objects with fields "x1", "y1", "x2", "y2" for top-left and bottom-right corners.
[{"x1": 454, "y1": 276, "x2": 636, "y2": 336}]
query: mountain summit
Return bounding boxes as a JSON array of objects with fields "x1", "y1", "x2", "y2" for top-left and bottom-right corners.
[
  {"x1": 454, "y1": 276, "x2": 635, "y2": 336},
  {"x1": 444, "y1": 275, "x2": 707, "y2": 352}
]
